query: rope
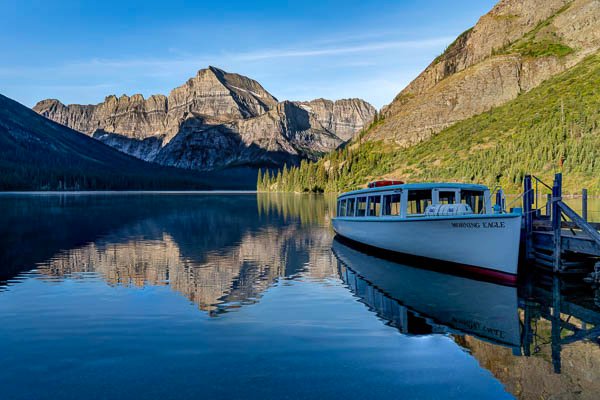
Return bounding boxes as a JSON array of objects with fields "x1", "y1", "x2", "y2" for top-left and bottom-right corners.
[
  {"x1": 505, "y1": 187, "x2": 534, "y2": 210},
  {"x1": 523, "y1": 206, "x2": 548, "y2": 215}
]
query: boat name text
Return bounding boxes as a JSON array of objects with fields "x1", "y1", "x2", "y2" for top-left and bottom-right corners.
[{"x1": 451, "y1": 221, "x2": 506, "y2": 229}]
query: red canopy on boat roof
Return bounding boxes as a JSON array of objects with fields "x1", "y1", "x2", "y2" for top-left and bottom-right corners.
[{"x1": 367, "y1": 180, "x2": 404, "y2": 188}]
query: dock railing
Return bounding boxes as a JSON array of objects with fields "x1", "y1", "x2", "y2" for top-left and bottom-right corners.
[{"x1": 523, "y1": 173, "x2": 600, "y2": 274}]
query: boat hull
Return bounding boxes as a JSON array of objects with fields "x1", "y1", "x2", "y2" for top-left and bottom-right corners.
[{"x1": 332, "y1": 214, "x2": 521, "y2": 276}]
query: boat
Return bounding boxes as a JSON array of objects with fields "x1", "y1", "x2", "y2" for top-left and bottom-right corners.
[
  {"x1": 331, "y1": 181, "x2": 522, "y2": 281},
  {"x1": 332, "y1": 238, "x2": 521, "y2": 349}
]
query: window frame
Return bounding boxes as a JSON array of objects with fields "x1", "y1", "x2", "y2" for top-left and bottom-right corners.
[
  {"x1": 355, "y1": 196, "x2": 368, "y2": 217},
  {"x1": 382, "y1": 192, "x2": 402, "y2": 217},
  {"x1": 345, "y1": 197, "x2": 356, "y2": 217},
  {"x1": 339, "y1": 199, "x2": 347, "y2": 217},
  {"x1": 432, "y1": 188, "x2": 461, "y2": 205},
  {"x1": 460, "y1": 190, "x2": 489, "y2": 214},
  {"x1": 405, "y1": 189, "x2": 433, "y2": 216},
  {"x1": 367, "y1": 195, "x2": 382, "y2": 217}
]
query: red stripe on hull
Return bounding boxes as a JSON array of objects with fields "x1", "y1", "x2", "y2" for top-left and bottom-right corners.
[{"x1": 453, "y1": 264, "x2": 517, "y2": 286}]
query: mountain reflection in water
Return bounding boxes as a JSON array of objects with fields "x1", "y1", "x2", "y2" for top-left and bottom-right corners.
[
  {"x1": 19, "y1": 194, "x2": 336, "y2": 315},
  {"x1": 1, "y1": 192, "x2": 600, "y2": 399}
]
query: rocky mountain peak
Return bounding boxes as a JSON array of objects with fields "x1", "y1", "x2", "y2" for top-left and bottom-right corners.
[
  {"x1": 34, "y1": 98, "x2": 64, "y2": 114},
  {"x1": 166, "y1": 66, "x2": 278, "y2": 122}
]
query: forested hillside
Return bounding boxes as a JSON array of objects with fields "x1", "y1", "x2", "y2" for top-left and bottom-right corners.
[
  {"x1": 0, "y1": 94, "x2": 211, "y2": 190},
  {"x1": 260, "y1": 53, "x2": 600, "y2": 194}
]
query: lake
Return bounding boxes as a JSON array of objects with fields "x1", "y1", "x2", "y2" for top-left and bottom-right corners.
[{"x1": 1, "y1": 193, "x2": 599, "y2": 400}]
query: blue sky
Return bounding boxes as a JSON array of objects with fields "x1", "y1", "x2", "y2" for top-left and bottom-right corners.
[{"x1": 1, "y1": 1, "x2": 497, "y2": 109}]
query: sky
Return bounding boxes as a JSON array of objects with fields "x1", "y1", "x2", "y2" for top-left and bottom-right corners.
[{"x1": 0, "y1": 0, "x2": 497, "y2": 109}]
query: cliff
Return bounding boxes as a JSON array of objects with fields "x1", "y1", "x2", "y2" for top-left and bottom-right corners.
[{"x1": 295, "y1": 98, "x2": 377, "y2": 142}]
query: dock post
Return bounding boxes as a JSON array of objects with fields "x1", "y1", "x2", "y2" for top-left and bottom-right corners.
[
  {"x1": 552, "y1": 173, "x2": 563, "y2": 273},
  {"x1": 523, "y1": 175, "x2": 533, "y2": 261},
  {"x1": 551, "y1": 275, "x2": 562, "y2": 373},
  {"x1": 521, "y1": 274, "x2": 535, "y2": 358},
  {"x1": 582, "y1": 188, "x2": 588, "y2": 222},
  {"x1": 546, "y1": 194, "x2": 551, "y2": 216}
]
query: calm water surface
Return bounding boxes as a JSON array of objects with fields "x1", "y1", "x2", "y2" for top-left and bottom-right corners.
[{"x1": 1, "y1": 193, "x2": 600, "y2": 400}]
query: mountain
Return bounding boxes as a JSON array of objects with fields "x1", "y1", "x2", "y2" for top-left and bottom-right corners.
[
  {"x1": 34, "y1": 67, "x2": 376, "y2": 171},
  {"x1": 369, "y1": 0, "x2": 600, "y2": 146},
  {"x1": 0, "y1": 93, "x2": 214, "y2": 190},
  {"x1": 264, "y1": 0, "x2": 600, "y2": 193}
]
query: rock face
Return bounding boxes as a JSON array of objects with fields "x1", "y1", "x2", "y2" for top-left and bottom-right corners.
[
  {"x1": 295, "y1": 98, "x2": 377, "y2": 141},
  {"x1": 34, "y1": 67, "x2": 375, "y2": 170},
  {"x1": 370, "y1": 0, "x2": 600, "y2": 145}
]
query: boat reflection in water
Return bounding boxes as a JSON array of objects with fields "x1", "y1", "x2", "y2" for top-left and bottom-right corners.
[
  {"x1": 332, "y1": 237, "x2": 521, "y2": 350},
  {"x1": 333, "y1": 236, "x2": 600, "y2": 398}
]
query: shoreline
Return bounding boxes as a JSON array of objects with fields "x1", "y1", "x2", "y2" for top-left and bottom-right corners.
[{"x1": 0, "y1": 190, "x2": 258, "y2": 195}]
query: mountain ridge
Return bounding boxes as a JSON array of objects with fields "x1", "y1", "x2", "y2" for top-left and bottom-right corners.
[{"x1": 34, "y1": 67, "x2": 376, "y2": 171}]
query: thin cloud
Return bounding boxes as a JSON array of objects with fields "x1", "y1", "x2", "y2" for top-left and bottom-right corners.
[
  {"x1": 234, "y1": 37, "x2": 453, "y2": 60},
  {"x1": 15, "y1": 36, "x2": 452, "y2": 73}
]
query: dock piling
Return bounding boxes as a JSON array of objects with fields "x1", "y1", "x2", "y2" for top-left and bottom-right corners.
[
  {"x1": 552, "y1": 173, "x2": 563, "y2": 273},
  {"x1": 523, "y1": 175, "x2": 534, "y2": 261},
  {"x1": 582, "y1": 188, "x2": 588, "y2": 222}
]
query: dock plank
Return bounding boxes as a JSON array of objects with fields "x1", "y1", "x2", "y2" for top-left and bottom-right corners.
[{"x1": 533, "y1": 230, "x2": 600, "y2": 255}]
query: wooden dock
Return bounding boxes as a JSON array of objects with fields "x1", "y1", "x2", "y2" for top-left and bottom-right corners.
[{"x1": 522, "y1": 173, "x2": 600, "y2": 275}]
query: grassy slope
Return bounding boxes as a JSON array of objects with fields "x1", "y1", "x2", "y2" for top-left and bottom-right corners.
[
  {"x1": 264, "y1": 53, "x2": 600, "y2": 194},
  {"x1": 0, "y1": 94, "x2": 211, "y2": 190},
  {"x1": 496, "y1": 3, "x2": 574, "y2": 58}
]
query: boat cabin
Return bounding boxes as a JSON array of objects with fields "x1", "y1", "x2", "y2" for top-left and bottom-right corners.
[{"x1": 336, "y1": 182, "x2": 492, "y2": 219}]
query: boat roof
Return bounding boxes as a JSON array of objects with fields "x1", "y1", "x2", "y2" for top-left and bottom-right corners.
[{"x1": 338, "y1": 182, "x2": 489, "y2": 198}]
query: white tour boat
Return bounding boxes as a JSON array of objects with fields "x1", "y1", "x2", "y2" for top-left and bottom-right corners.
[{"x1": 332, "y1": 181, "x2": 522, "y2": 281}]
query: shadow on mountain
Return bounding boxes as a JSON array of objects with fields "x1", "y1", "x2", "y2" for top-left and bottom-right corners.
[
  {"x1": 156, "y1": 120, "x2": 306, "y2": 170},
  {"x1": 93, "y1": 109, "x2": 333, "y2": 179}
]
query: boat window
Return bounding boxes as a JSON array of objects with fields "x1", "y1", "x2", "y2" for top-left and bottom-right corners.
[
  {"x1": 407, "y1": 190, "x2": 432, "y2": 215},
  {"x1": 438, "y1": 191, "x2": 456, "y2": 205},
  {"x1": 368, "y1": 196, "x2": 381, "y2": 217},
  {"x1": 383, "y1": 194, "x2": 401, "y2": 216},
  {"x1": 338, "y1": 199, "x2": 347, "y2": 217},
  {"x1": 346, "y1": 198, "x2": 356, "y2": 217},
  {"x1": 461, "y1": 190, "x2": 485, "y2": 214},
  {"x1": 356, "y1": 197, "x2": 367, "y2": 217}
]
